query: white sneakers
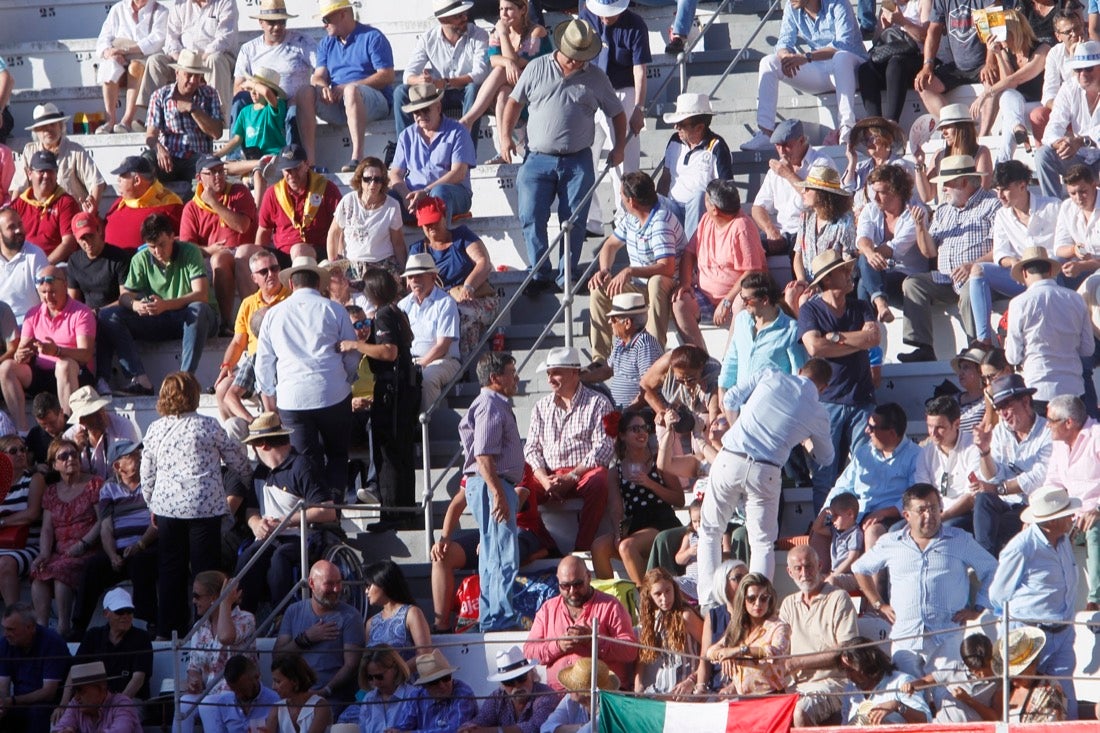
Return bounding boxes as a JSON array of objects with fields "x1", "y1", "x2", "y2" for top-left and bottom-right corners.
[{"x1": 740, "y1": 130, "x2": 775, "y2": 151}]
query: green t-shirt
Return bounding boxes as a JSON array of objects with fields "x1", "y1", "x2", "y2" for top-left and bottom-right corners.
[
  {"x1": 124, "y1": 241, "x2": 216, "y2": 306},
  {"x1": 231, "y1": 99, "x2": 288, "y2": 157}
]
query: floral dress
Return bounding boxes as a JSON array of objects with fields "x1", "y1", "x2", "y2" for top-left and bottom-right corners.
[
  {"x1": 797, "y1": 210, "x2": 856, "y2": 280},
  {"x1": 30, "y1": 476, "x2": 102, "y2": 587},
  {"x1": 187, "y1": 607, "x2": 257, "y2": 694}
]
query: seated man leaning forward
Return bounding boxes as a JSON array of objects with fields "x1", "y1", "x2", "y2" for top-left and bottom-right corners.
[
  {"x1": 588, "y1": 170, "x2": 683, "y2": 363},
  {"x1": 96, "y1": 213, "x2": 219, "y2": 396},
  {"x1": 0, "y1": 265, "x2": 96, "y2": 434},
  {"x1": 144, "y1": 49, "x2": 224, "y2": 183},
  {"x1": 389, "y1": 83, "x2": 476, "y2": 230}
]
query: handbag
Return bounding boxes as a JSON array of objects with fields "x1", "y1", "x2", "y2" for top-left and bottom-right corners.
[
  {"x1": 0, "y1": 524, "x2": 29, "y2": 550},
  {"x1": 868, "y1": 27, "x2": 921, "y2": 65}
]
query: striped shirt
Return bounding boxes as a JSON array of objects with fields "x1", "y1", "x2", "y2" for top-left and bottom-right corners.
[
  {"x1": 979, "y1": 415, "x2": 1052, "y2": 504},
  {"x1": 608, "y1": 331, "x2": 663, "y2": 407},
  {"x1": 929, "y1": 188, "x2": 1000, "y2": 291},
  {"x1": 459, "y1": 388, "x2": 525, "y2": 483},
  {"x1": 851, "y1": 526, "x2": 997, "y2": 651},
  {"x1": 525, "y1": 385, "x2": 615, "y2": 471},
  {"x1": 612, "y1": 196, "x2": 686, "y2": 284},
  {"x1": 98, "y1": 481, "x2": 150, "y2": 550}
]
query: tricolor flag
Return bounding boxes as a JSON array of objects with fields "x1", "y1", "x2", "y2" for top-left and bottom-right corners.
[{"x1": 599, "y1": 693, "x2": 798, "y2": 733}]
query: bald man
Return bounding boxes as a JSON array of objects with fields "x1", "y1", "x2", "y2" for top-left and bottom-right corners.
[
  {"x1": 274, "y1": 560, "x2": 364, "y2": 706},
  {"x1": 523, "y1": 556, "x2": 637, "y2": 691}
]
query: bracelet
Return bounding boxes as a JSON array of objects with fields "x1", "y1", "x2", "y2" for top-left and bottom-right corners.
[{"x1": 720, "y1": 299, "x2": 732, "y2": 309}]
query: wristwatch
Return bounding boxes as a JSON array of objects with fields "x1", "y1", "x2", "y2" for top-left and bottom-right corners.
[
  {"x1": 827, "y1": 331, "x2": 842, "y2": 344},
  {"x1": 996, "y1": 484, "x2": 1008, "y2": 496},
  {"x1": 804, "y1": 51, "x2": 813, "y2": 62}
]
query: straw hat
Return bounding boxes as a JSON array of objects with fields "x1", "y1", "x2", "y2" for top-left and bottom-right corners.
[
  {"x1": 930, "y1": 155, "x2": 980, "y2": 184},
  {"x1": 250, "y1": 0, "x2": 298, "y2": 20},
  {"x1": 243, "y1": 412, "x2": 294, "y2": 444},
  {"x1": 988, "y1": 374, "x2": 1037, "y2": 408},
  {"x1": 250, "y1": 67, "x2": 287, "y2": 100},
  {"x1": 993, "y1": 626, "x2": 1046, "y2": 676},
  {"x1": 937, "y1": 103, "x2": 974, "y2": 128},
  {"x1": 1010, "y1": 246, "x2": 1058, "y2": 283},
  {"x1": 606, "y1": 292, "x2": 647, "y2": 318},
  {"x1": 1020, "y1": 486, "x2": 1082, "y2": 524},
  {"x1": 316, "y1": 0, "x2": 353, "y2": 17},
  {"x1": 68, "y1": 662, "x2": 109, "y2": 688},
  {"x1": 663, "y1": 92, "x2": 714, "y2": 125},
  {"x1": 279, "y1": 255, "x2": 330, "y2": 289},
  {"x1": 808, "y1": 250, "x2": 855, "y2": 289},
  {"x1": 25, "y1": 103, "x2": 70, "y2": 131},
  {"x1": 486, "y1": 646, "x2": 538, "y2": 682},
  {"x1": 401, "y1": 83, "x2": 445, "y2": 114},
  {"x1": 67, "y1": 386, "x2": 111, "y2": 422},
  {"x1": 557, "y1": 658, "x2": 620, "y2": 691},
  {"x1": 797, "y1": 164, "x2": 850, "y2": 197},
  {"x1": 848, "y1": 116, "x2": 905, "y2": 155},
  {"x1": 537, "y1": 346, "x2": 583, "y2": 372},
  {"x1": 401, "y1": 253, "x2": 440, "y2": 278},
  {"x1": 170, "y1": 49, "x2": 209, "y2": 75},
  {"x1": 553, "y1": 19, "x2": 602, "y2": 62},
  {"x1": 412, "y1": 649, "x2": 458, "y2": 685}
]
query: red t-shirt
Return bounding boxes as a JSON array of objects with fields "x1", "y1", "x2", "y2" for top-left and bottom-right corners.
[
  {"x1": 179, "y1": 183, "x2": 259, "y2": 248},
  {"x1": 257, "y1": 178, "x2": 341, "y2": 253},
  {"x1": 12, "y1": 191, "x2": 80, "y2": 259},
  {"x1": 104, "y1": 201, "x2": 184, "y2": 250}
]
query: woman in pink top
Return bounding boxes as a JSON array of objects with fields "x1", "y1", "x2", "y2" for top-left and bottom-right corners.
[{"x1": 672, "y1": 179, "x2": 767, "y2": 350}]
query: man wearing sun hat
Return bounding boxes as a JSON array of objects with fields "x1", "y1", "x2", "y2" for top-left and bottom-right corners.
[
  {"x1": 234, "y1": 0, "x2": 319, "y2": 160},
  {"x1": 500, "y1": 18, "x2": 626, "y2": 293},
  {"x1": 10, "y1": 103, "x2": 105, "y2": 212},
  {"x1": 464, "y1": 646, "x2": 558, "y2": 731},
  {"x1": 542, "y1": 658, "x2": 619, "y2": 732},
  {"x1": 395, "y1": 650, "x2": 477, "y2": 731},
  {"x1": 311, "y1": 0, "x2": 396, "y2": 172},
  {"x1": 70, "y1": 587, "x2": 154, "y2": 703},
  {"x1": 991, "y1": 485, "x2": 1081, "y2": 718},
  {"x1": 53, "y1": 660, "x2": 141, "y2": 733},
  {"x1": 62, "y1": 385, "x2": 142, "y2": 479},
  {"x1": 899, "y1": 154, "x2": 1000, "y2": 362},
  {"x1": 135, "y1": 0, "x2": 239, "y2": 118},
  {"x1": 658, "y1": 93, "x2": 733, "y2": 237},
  {"x1": 256, "y1": 255, "x2": 359, "y2": 503},
  {"x1": 144, "y1": 49, "x2": 225, "y2": 182},
  {"x1": 390, "y1": 84, "x2": 476, "y2": 229},
  {"x1": 398, "y1": 252, "x2": 461, "y2": 415},
  {"x1": 395, "y1": 0, "x2": 489, "y2": 141},
  {"x1": 590, "y1": 291, "x2": 662, "y2": 407},
  {"x1": 1036, "y1": 39, "x2": 1100, "y2": 197}
]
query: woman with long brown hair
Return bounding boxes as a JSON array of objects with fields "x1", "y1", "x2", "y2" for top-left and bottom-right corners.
[
  {"x1": 705, "y1": 572, "x2": 790, "y2": 696},
  {"x1": 636, "y1": 567, "x2": 703, "y2": 696}
]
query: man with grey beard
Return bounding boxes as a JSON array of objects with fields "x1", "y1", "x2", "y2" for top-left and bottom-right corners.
[{"x1": 779, "y1": 545, "x2": 860, "y2": 727}]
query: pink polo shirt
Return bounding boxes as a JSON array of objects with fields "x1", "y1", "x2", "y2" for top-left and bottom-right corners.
[
  {"x1": 688, "y1": 211, "x2": 768, "y2": 302},
  {"x1": 20, "y1": 296, "x2": 96, "y2": 371},
  {"x1": 1046, "y1": 418, "x2": 1100, "y2": 512}
]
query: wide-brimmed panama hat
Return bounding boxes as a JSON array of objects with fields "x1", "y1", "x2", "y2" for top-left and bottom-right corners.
[
  {"x1": 251, "y1": 0, "x2": 298, "y2": 19},
  {"x1": 1010, "y1": 245, "x2": 1058, "y2": 283},
  {"x1": 486, "y1": 646, "x2": 539, "y2": 682},
  {"x1": 433, "y1": 0, "x2": 474, "y2": 17},
  {"x1": 1069, "y1": 40, "x2": 1100, "y2": 69},
  {"x1": 553, "y1": 19, "x2": 602, "y2": 62},
  {"x1": 797, "y1": 163, "x2": 851, "y2": 197},
  {"x1": 808, "y1": 250, "x2": 855, "y2": 289},
  {"x1": 67, "y1": 661, "x2": 110, "y2": 688},
  {"x1": 250, "y1": 67, "x2": 287, "y2": 99},
  {"x1": 849, "y1": 116, "x2": 905, "y2": 155},
  {"x1": 585, "y1": 0, "x2": 629, "y2": 17},
  {"x1": 937, "y1": 103, "x2": 974, "y2": 128},
  {"x1": 988, "y1": 373, "x2": 1037, "y2": 408},
  {"x1": 950, "y1": 346, "x2": 988, "y2": 373},
  {"x1": 1020, "y1": 486, "x2": 1082, "y2": 524},
  {"x1": 25, "y1": 103, "x2": 70, "y2": 131},
  {"x1": 279, "y1": 255, "x2": 331, "y2": 289},
  {"x1": 413, "y1": 649, "x2": 458, "y2": 685},
  {"x1": 557, "y1": 658, "x2": 620, "y2": 691},
  {"x1": 663, "y1": 92, "x2": 714, "y2": 125},
  {"x1": 401, "y1": 83, "x2": 445, "y2": 114},
  {"x1": 316, "y1": 0, "x2": 353, "y2": 18},
  {"x1": 930, "y1": 155, "x2": 980, "y2": 184},
  {"x1": 401, "y1": 253, "x2": 440, "y2": 277},
  {"x1": 993, "y1": 626, "x2": 1046, "y2": 676},
  {"x1": 536, "y1": 346, "x2": 583, "y2": 372},
  {"x1": 607, "y1": 292, "x2": 647, "y2": 318},
  {"x1": 67, "y1": 386, "x2": 112, "y2": 422},
  {"x1": 170, "y1": 49, "x2": 209, "y2": 75},
  {"x1": 243, "y1": 411, "x2": 294, "y2": 444}
]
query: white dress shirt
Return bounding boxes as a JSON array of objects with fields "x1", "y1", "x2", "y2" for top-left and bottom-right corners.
[
  {"x1": 914, "y1": 430, "x2": 980, "y2": 503},
  {"x1": 1041, "y1": 43, "x2": 1074, "y2": 106},
  {"x1": 96, "y1": 0, "x2": 169, "y2": 60},
  {"x1": 402, "y1": 24, "x2": 490, "y2": 86},
  {"x1": 978, "y1": 415, "x2": 1052, "y2": 503},
  {"x1": 1053, "y1": 197, "x2": 1100, "y2": 255},
  {"x1": 1006, "y1": 278, "x2": 1094, "y2": 400},
  {"x1": 991, "y1": 192, "x2": 1060, "y2": 264},
  {"x1": 1042, "y1": 82, "x2": 1100, "y2": 163},
  {"x1": 752, "y1": 149, "x2": 834, "y2": 235},
  {"x1": 163, "y1": 0, "x2": 238, "y2": 57}
]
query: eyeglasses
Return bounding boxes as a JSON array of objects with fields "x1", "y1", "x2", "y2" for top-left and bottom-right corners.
[
  {"x1": 353, "y1": 319, "x2": 370, "y2": 330},
  {"x1": 626, "y1": 424, "x2": 650, "y2": 434},
  {"x1": 321, "y1": 14, "x2": 335, "y2": 24},
  {"x1": 365, "y1": 672, "x2": 388, "y2": 682},
  {"x1": 739, "y1": 292, "x2": 758, "y2": 304},
  {"x1": 2, "y1": 446, "x2": 26, "y2": 455},
  {"x1": 54, "y1": 451, "x2": 78, "y2": 462},
  {"x1": 426, "y1": 675, "x2": 452, "y2": 687},
  {"x1": 411, "y1": 108, "x2": 433, "y2": 118},
  {"x1": 866, "y1": 421, "x2": 887, "y2": 432},
  {"x1": 362, "y1": 176, "x2": 386, "y2": 184},
  {"x1": 745, "y1": 593, "x2": 772, "y2": 605},
  {"x1": 252, "y1": 266, "x2": 280, "y2": 277},
  {"x1": 558, "y1": 580, "x2": 585, "y2": 589},
  {"x1": 1055, "y1": 26, "x2": 1081, "y2": 37},
  {"x1": 264, "y1": 19, "x2": 287, "y2": 25},
  {"x1": 34, "y1": 276, "x2": 58, "y2": 285}
]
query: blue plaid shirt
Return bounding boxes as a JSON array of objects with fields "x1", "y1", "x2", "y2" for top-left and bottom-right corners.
[
  {"x1": 147, "y1": 83, "x2": 223, "y2": 158},
  {"x1": 929, "y1": 187, "x2": 1001, "y2": 291}
]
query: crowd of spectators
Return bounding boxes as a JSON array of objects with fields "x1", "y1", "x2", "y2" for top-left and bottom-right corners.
[{"x1": 7, "y1": 0, "x2": 1100, "y2": 728}]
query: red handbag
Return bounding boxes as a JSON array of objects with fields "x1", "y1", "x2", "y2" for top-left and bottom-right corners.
[{"x1": 0, "y1": 525, "x2": 29, "y2": 550}]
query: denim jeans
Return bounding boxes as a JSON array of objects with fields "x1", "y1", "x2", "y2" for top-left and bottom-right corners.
[
  {"x1": 812, "y1": 401, "x2": 875, "y2": 514},
  {"x1": 666, "y1": 194, "x2": 704, "y2": 241},
  {"x1": 972, "y1": 492, "x2": 1023, "y2": 556},
  {"x1": 856, "y1": 255, "x2": 906, "y2": 304},
  {"x1": 1034, "y1": 146, "x2": 1100, "y2": 198},
  {"x1": 466, "y1": 475, "x2": 522, "y2": 631},
  {"x1": 97, "y1": 301, "x2": 218, "y2": 379},
  {"x1": 629, "y1": 0, "x2": 697, "y2": 38},
  {"x1": 393, "y1": 83, "x2": 480, "y2": 142},
  {"x1": 517, "y1": 150, "x2": 594, "y2": 287},
  {"x1": 1035, "y1": 623, "x2": 1078, "y2": 719},
  {"x1": 235, "y1": 536, "x2": 302, "y2": 613},
  {"x1": 968, "y1": 263, "x2": 1025, "y2": 341}
]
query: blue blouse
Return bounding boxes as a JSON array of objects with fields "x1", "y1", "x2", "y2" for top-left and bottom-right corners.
[{"x1": 409, "y1": 226, "x2": 481, "y2": 289}]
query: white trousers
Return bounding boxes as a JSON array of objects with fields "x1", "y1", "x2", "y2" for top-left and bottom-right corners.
[
  {"x1": 756, "y1": 51, "x2": 862, "y2": 134},
  {"x1": 591, "y1": 87, "x2": 640, "y2": 225}
]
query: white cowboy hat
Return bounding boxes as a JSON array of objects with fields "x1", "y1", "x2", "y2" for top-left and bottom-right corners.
[
  {"x1": 1020, "y1": 486, "x2": 1083, "y2": 524},
  {"x1": 486, "y1": 646, "x2": 539, "y2": 682},
  {"x1": 67, "y1": 386, "x2": 112, "y2": 423},
  {"x1": 279, "y1": 255, "x2": 331, "y2": 289},
  {"x1": 663, "y1": 92, "x2": 715, "y2": 124}
]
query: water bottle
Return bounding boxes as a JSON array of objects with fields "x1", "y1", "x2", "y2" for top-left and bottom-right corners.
[{"x1": 492, "y1": 328, "x2": 505, "y2": 352}]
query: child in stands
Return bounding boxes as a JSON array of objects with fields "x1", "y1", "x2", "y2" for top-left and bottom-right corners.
[{"x1": 821, "y1": 492, "x2": 862, "y2": 591}]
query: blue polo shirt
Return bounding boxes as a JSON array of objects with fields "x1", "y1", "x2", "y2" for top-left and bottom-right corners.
[
  {"x1": 317, "y1": 22, "x2": 395, "y2": 103},
  {"x1": 398, "y1": 286, "x2": 460, "y2": 360},
  {"x1": 578, "y1": 8, "x2": 653, "y2": 90},
  {"x1": 392, "y1": 117, "x2": 476, "y2": 194},
  {"x1": 0, "y1": 625, "x2": 71, "y2": 696}
]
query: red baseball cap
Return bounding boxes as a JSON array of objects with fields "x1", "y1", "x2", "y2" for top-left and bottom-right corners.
[
  {"x1": 71, "y1": 212, "x2": 100, "y2": 239},
  {"x1": 415, "y1": 196, "x2": 446, "y2": 226}
]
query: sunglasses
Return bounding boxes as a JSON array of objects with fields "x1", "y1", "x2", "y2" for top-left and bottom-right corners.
[
  {"x1": 353, "y1": 319, "x2": 370, "y2": 330},
  {"x1": 366, "y1": 672, "x2": 388, "y2": 682},
  {"x1": 745, "y1": 593, "x2": 772, "y2": 604},
  {"x1": 362, "y1": 176, "x2": 386, "y2": 184},
  {"x1": 252, "y1": 266, "x2": 280, "y2": 277},
  {"x1": 35, "y1": 276, "x2": 58, "y2": 285},
  {"x1": 112, "y1": 608, "x2": 135, "y2": 615},
  {"x1": 54, "y1": 451, "x2": 78, "y2": 462},
  {"x1": 2, "y1": 446, "x2": 26, "y2": 455},
  {"x1": 501, "y1": 676, "x2": 526, "y2": 688},
  {"x1": 626, "y1": 424, "x2": 650, "y2": 434},
  {"x1": 558, "y1": 580, "x2": 585, "y2": 589},
  {"x1": 427, "y1": 675, "x2": 452, "y2": 686}
]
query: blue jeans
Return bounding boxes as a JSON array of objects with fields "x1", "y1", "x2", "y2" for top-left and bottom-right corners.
[
  {"x1": 856, "y1": 255, "x2": 906, "y2": 304},
  {"x1": 517, "y1": 150, "x2": 594, "y2": 287},
  {"x1": 97, "y1": 302, "x2": 218, "y2": 379},
  {"x1": 972, "y1": 492, "x2": 1023, "y2": 556},
  {"x1": 812, "y1": 401, "x2": 875, "y2": 514},
  {"x1": 388, "y1": 183, "x2": 472, "y2": 230},
  {"x1": 393, "y1": 83, "x2": 480, "y2": 142},
  {"x1": 629, "y1": 0, "x2": 697, "y2": 38},
  {"x1": 857, "y1": 0, "x2": 876, "y2": 31},
  {"x1": 968, "y1": 263, "x2": 1025, "y2": 341},
  {"x1": 1034, "y1": 146, "x2": 1100, "y2": 198},
  {"x1": 666, "y1": 194, "x2": 704, "y2": 240},
  {"x1": 466, "y1": 475, "x2": 522, "y2": 631},
  {"x1": 1034, "y1": 624, "x2": 1078, "y2": 719}
]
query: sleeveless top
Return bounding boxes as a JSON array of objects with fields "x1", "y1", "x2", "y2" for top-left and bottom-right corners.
[
  {"x1": 618, "y1": 463, "x2": 681, "y2": 537},
  {"x1": 0, "y1": 471, "x2": 42, "y2": 551},
  {"x1": 369, "y1": 604, "x2": 415, "y2": 660},
  {"x1": 276, "y1": 694, "x2": 324, "y2": 733}
]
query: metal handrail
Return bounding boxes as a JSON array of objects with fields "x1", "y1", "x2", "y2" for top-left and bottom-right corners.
[
  {"x1": 414, "y1": 0, "x2": 757, "y2": 558},
  {"x1": 708, "y1": 0, "x2": 784, "y2": 97}
]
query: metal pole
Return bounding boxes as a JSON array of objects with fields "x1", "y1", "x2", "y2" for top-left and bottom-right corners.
[
  {"x1": 589, "y1": 617, "x2": 599, "y2": 727},
  {"x1": 678, "y1": 51, "x2": 687, "y2": 95},
  {"x1": 421, "y1": 416, "x2": 433, "y2": 559},
  {"x1": 171, "y1": 629, "x2": 181, "y2": 728},
  {"x1": 299, "y1": 505, "x2": 309, "y2": 600},
  {"x1": 563, "y1": 220, "x2": 574, "y2": 348},
  {"x1": 1002, "y1": 602, "x2": 1011, "y2": 723}
]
